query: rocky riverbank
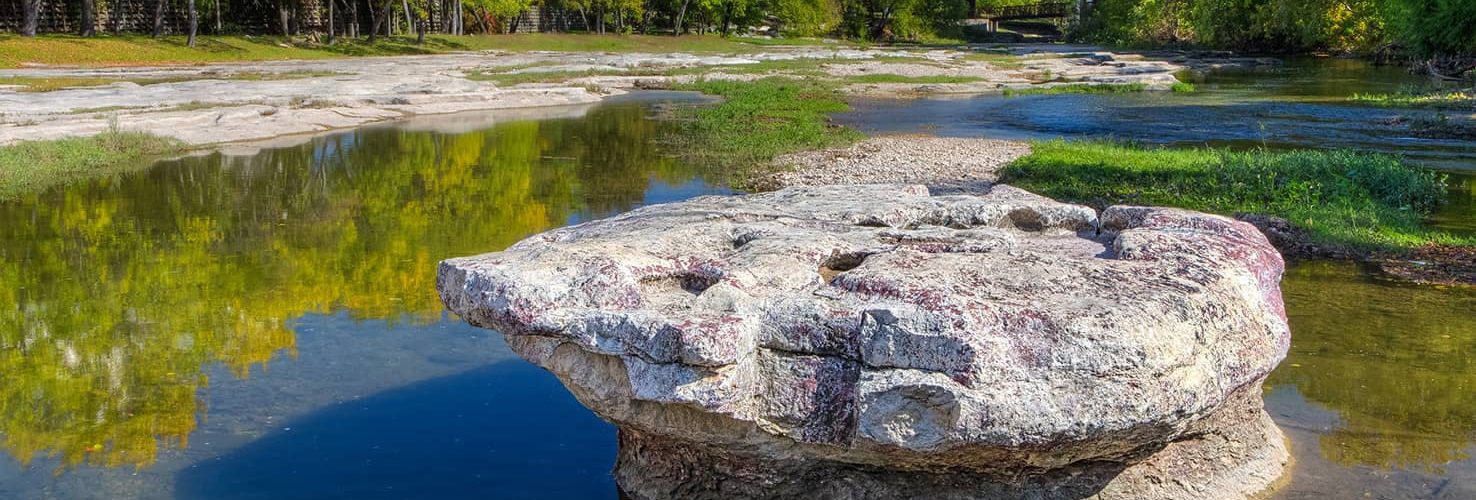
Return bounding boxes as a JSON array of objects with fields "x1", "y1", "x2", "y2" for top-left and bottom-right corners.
[
  {"x1": 768, "y1": 136, "x2": 1029, "y2": 192},
  {"x1": 775, "y1": 136, "x2": 1476, "y2": 287},
  {"x1": 0, "y1": 44, "x2": 1237, "y2": 148}
]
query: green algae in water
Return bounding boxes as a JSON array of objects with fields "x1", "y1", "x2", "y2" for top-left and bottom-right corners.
[{"x1": 1272, "y1": 260, "x2": 1476, "y2": 471}]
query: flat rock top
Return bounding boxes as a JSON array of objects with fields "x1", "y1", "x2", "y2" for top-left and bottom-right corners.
[{"x1": 439, "y1": 184, "x2": 1289, "y2": 455}]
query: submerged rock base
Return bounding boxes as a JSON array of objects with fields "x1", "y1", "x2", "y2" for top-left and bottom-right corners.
[
  {"x1": 614, "y1": 388, "x2": 1286, "y2": 500},
  {"x1": 440, "y1": 184, "x2": 1293, "y2": 500}
]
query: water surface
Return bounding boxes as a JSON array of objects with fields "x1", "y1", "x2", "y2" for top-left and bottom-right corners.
[
  {"x1": 839, "y1": 57, "x2": 1476, "y2": 235},
  {"x1": 1, "y1": 62, "x2": 1475, "y2": 499},
  {"x1": 0, "y1": 96, "x2": 724, "y2": 499}
]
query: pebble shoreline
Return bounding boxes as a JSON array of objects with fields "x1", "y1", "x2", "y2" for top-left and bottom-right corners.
[{"x1": 769, "y1": 135, "x2": 1030, "y2": 193}]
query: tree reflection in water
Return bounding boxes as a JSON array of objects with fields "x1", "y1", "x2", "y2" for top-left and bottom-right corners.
[
  {"x1": 1273, "y1": 260, "x2": 1476, "y2": 471},
  {"x1": 0, "y1": 104, "x2": 713, "y2": 470}
]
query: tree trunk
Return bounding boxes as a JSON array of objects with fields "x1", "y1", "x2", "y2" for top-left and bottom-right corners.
[
  {"x1": 153, "y1": 0, "x2": 167, "y2": 37},
  {"x1": 328, "y1": 0, "x2": 335, "y2": 43},
  {"x1": 415, "y1": 14, "x2": 425, "y2": 44},
  {"x1": 719, "y1": 0, "x2": 733, "y2": 36},
  {"x1": 278, "y1": 3, "x2": 291, "y2": 35},
  {"x1": 402, "y1": 0, "x2": 412, "y2": 35},
  {"x1": 673, "y1": 0, "x2": 691, "y2": 35},
  {"x1": 80, "y1": 0, "x2": 97, "y2": 36},
  {"x1": 188, "y1": 0, "x2": 198, "y2": 46},
  {"x1": 21, "y1": 0, "x2": 40, "y2": 36},
  {"x1": 215, "y1": 0, "x2": 222, "y2": 33},
  {"x1": 368, "y1": 0, "x2": 382, "y2": 40}
]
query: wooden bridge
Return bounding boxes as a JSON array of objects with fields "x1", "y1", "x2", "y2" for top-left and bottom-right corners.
[{"x1": 972, "y1": 1, "x2": 1077, "y2": 32}]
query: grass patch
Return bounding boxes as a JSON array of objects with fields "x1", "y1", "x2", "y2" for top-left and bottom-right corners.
[
  {"x1": 0, "y1": 33, "x2": 844, "y2": 69},
  {"x1": 962, "y1": 51, "x2": 1025, "y2": 69},
  {"x1": 467, "y1": 68, "x2": 641, "y2": 86},
  {"x1": 1350, "y1": 87, "x2": 1475, "y2": 110},
  {"x1": 1000, "y1": 140, "x2": 1469, "y2": 250},
  {"x1": 845, "y1": 74, "x2": 982, "y2": 84},
  {"x1": 669, "y1": 77, "x2": 861, "y2": 185},
  {"x1": 463, "y1": 57, "x2": 931, "y2": 86},
  {"x1": 1002, "y1": 83, "x2": 1148, "y2": 96},
  {"x1": 0, "y1": 70, "x2": 340, "y2": 92},
  {"x1": 0, "y1": 125, "x2": 184, "y2": 199},
  {"x1": 0, "y1": 75, "x2": 197, "y2": 91},
  {"x1": 1171, "y1": 82, "x2": 1197, "y2": 93}
]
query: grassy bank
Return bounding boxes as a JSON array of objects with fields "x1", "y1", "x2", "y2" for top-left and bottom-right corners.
[
  {"x1": 0, "y1": 70, "x2": 340, "y2": 92},
  {"x1": 0, "y1": 34, "x2": 838, "y2": 69},
  {"x1": 669, "y1": 78, "x2": 861, "y2": 185},
  {"x1": 1350, "y1": 88, "x2": 1475, "y2": 110},
  {"x1": 0, "y1": 128, "x2": 183, "y2": 199},
  {"x1": 1000, "y1": 140, "x2": 1470, "y2": 250}
]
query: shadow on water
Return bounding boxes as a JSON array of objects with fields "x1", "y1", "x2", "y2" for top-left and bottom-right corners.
[{"x1": 173, "y1": 361, "x2": 616, "y2": 500}]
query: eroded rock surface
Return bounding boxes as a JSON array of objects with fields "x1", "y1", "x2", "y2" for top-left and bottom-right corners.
[{"x1": 438, "y1": 184, "x2": 1291, "y2": 499}]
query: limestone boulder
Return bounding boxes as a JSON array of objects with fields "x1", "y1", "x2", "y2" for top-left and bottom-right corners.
[{"x1": 438, "y1": 184, "x2": 1290, "y2": 499}]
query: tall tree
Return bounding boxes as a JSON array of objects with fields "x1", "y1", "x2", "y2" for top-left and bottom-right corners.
[
  {"x1": 153, "y1": 0, "x2": 167, "y2": 37},
  {"x1": 188, "y1": 0, "x2": 198, "y2": 46},
  {"x1": 328, "y1": 0, "x2": 336, "y2": 43},
  {"x1": 81, "y1": 0, "x2": 97, "y2": 36},
  {"x1": 674, "y1": 0, "x2": 692, "y2": 34},
  {"x1": 21, "y1": 0, "x2": 40, "y2": 36}
]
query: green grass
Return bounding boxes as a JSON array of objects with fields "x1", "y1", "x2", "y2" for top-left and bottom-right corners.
[
  {"x1": 670, "y1": 77, "x2": 861, "y2": 185},
  {"x1": 961, "y1": 51, "x2": 1025, "y2": 69},
  {"x1": 0, "y1": 126, "x2": 184, "y2": 199},
  {"x1": 1350, "y1": 87, "x2": 1475, "y2": 110},
  {"x1": 1000, "y1": 140, "x2": 1470, "y2": 250},
  {"x1": 0, "y1": 33, "x2": 844, "y2": 69},
  {"x1": 464, "y1": 56, "x2": 935, "y2": 86},
  {"x1": 0, "y1": 70, "x2": 339, "y2": 92},
  {"x1": 1171, "y1": 82, "x2": 1197, "y2": 93},
  {"x1": 1002, "y1": 83, "x2": 1148, "y2": 96}
]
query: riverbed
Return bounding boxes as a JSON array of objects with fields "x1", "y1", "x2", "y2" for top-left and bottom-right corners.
[{"x1": 2, "y1": 61, "x2": 1475, "y2": 499}]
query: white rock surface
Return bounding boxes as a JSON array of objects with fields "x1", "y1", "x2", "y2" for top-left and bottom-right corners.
[{"x1": 439, "y1": 183, "x2": 1291, "y2": 499}]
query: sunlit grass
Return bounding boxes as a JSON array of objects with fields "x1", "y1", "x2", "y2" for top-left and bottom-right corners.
[
  {"x1": 1001, "y1": 140, "x2": 1470, "y2": 250},
  {"x1": 1350, "y1": 87, "x2": 1475, "y2": 110},
  {"x1": 669, "y1": 77, "x2": 861, "y2": 186},
  {"x1": 0, "y1": 33, "x2": 851, "y2": 69},
  {"x1": 0, "y1": 70, "x2": 339, "y2": 91},
  {"x1": 0, "y1": 126, "x2": 183, "y2": 199}
]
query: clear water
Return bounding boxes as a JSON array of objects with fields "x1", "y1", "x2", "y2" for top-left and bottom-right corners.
[
  {"x1": 2, "y1": 62, "x2": 1475, "y2": 499},
  {"x1": 837, "y1": 58, "x2": 1476, "y2": 498},
  {"x1": 0, "y1": 96, "x2": 722, "y2": 499},
  {"x1": 838, "y1": 57, "x2": 1476, "y2": 236}
]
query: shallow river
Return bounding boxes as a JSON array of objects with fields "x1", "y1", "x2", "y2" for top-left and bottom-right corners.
[{"x1": 1, "y1": 63, "x2": 1474, "y2": 499}]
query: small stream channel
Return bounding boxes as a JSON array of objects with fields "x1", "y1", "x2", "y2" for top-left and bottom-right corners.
[{"x1": 0, "y1": 61, "x2": 1473, "y2": 499}]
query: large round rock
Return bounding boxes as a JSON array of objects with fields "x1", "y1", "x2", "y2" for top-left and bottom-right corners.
[{"x1": 438, "y1": 184, "x2": 1290, "y2": 499}]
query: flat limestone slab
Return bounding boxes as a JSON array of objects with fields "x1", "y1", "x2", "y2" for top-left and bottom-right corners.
[{"x1": 438, "y1": 184, "x2": 1291, "y2": 499}]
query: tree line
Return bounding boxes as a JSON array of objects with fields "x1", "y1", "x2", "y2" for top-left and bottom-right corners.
[
  {"x1": 1075, "y1": 0, "x2": 1475, "y2": 66},
  {"x1": 13, "y1": 0, "x2": 1470, "y2": 68},
  {"x1": 11, "y1": 0, "x2": 989, "y2": 41}
]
